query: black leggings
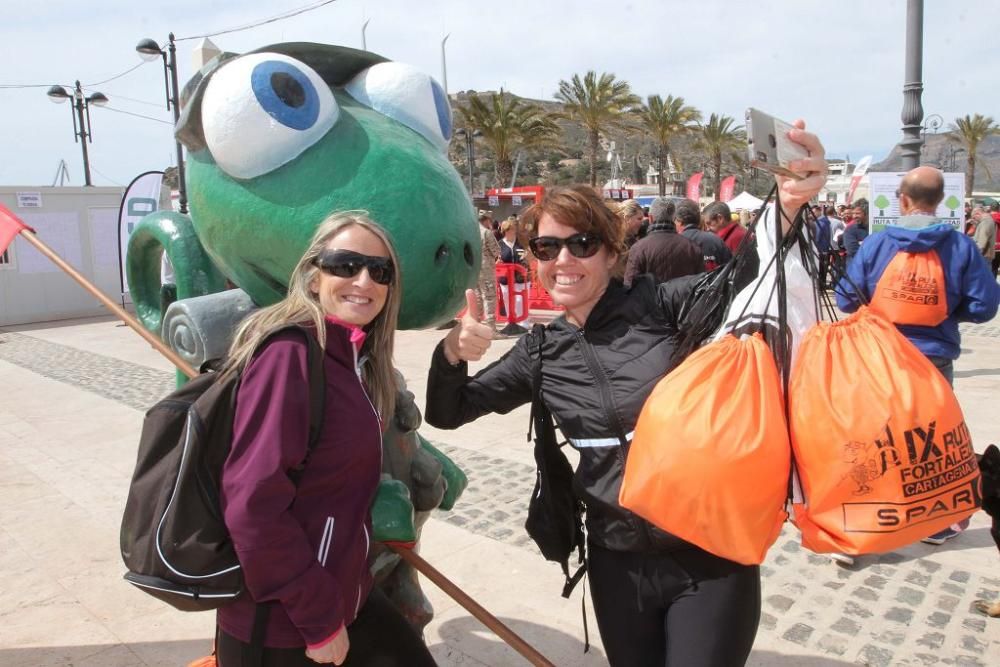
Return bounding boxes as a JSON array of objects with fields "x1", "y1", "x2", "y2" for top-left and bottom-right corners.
[
  {"x1": 587, "y1": 542, "x2": 761, "y2": 667},
  {"x1": 217, "y1": 588, "x2": 437, "y2": 667}
]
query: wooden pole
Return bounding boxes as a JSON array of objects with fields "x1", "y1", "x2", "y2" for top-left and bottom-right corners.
[
  {"x1": 390, "y1": 546, "x2": 556, "y2": 667},
  {"x1": 18, "y1": 229, "x2": 198, "y2": 379}
]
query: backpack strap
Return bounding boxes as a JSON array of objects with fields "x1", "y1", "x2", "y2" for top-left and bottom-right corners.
[
  {"x1": 526, "y1": 324, "x2": 588, "y2": 591},
  {"x1": 283, "y1": 324, "x2": 327, "y2": 483},
  {"x1": 526, "y1": 323, "x2": 546, "y2": 443}
]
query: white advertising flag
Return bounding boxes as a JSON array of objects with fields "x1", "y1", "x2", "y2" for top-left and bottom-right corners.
[
  {"x1": 845, "y1": 155, "x2": 873, "y2": 205},
  {"x1": 117, "y1": 171, "x2": 164, "y2": 296}
]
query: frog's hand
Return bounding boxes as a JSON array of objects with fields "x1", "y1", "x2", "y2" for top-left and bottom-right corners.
[
  {"x1": 417, "y1": 435, "x2": 468, "y2": 511},
  {"x1": 126, "y1": 211, "x2": 226, "y2": 335},
  {"x1": 372, "y1": 478, "x2": 416, "y2": 544}
]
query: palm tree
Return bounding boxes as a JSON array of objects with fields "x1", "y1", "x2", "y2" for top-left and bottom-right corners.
[
  {"x1": 637, "y1": 94, "x2": 701, "y2": 196},
  {"x1": 456, "y1": 91, "x2": 562, "y2": 187},
  {"x1": 948, "y1": 113, "x2": 1000, "y2": 197},
  {"x1": 696, "y1": 113, "x2": 746, "y2": 199},
  {"x1": 555, "y1": 71, "x2": 640, "y2": 186}
]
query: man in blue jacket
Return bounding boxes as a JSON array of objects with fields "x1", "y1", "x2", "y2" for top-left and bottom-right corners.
[
  {"x1": 836, "y1": 166, "x2": 1000, "y2": 546},
  {"x1": 842, "y1": 198, "x2": 869, "y2": 265}
]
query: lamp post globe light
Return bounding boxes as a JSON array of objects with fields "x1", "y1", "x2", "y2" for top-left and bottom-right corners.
[
  {"x1": 135, "y1": 33, "x2": 188, "y2": 214},
  {"x1": 47, "y1": 80, "x2": 108, "y2": 186}
]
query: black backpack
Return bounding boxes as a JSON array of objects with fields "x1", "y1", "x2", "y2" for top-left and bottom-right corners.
[
  {"x1": 523, "y1": 324, "x2": 587, "y2": 598},
  {"x1": 120, "y1": 325, "x2": 326, "y2": 611}
]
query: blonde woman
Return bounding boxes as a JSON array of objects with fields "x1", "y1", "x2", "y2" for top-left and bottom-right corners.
[
  {"x1": 216, "y1": 213, "x2": 435, "y2": 666},
  {"x1": 616, "y1": 199, "x2": 645, "y2": 246}
]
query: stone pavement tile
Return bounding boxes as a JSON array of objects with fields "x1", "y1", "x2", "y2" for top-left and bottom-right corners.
[
  {"x1": 105, "y1": 608, "x2": 215, "y2": 666},
  {"x1": 2, "y1": 316, "x2": 176, "y2": 373},
  {"x1": 0, "y1": 642, "x2": 144, "y2": 667},
  {"x1": 418, "y1": 519, "x2": 606, "y2": 666}
]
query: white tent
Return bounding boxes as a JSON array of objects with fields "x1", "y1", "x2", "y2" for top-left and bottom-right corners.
[{"x1": 726, "y1": 191, "x2": 765, "y2": 210}]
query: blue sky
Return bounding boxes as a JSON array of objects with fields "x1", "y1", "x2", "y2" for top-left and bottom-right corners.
[{"x1": 0, "y1": 0, "x2": 994, "y2": 186}]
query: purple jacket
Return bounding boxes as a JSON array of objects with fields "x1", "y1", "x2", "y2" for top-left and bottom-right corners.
[{"x1": 218, "y1": 324, "x2": 382, "y2": 648}]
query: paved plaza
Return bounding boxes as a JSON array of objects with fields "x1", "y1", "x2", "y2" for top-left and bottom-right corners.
[{"x1": 1, "y1": 314, "x2": 999, "y2": 666}]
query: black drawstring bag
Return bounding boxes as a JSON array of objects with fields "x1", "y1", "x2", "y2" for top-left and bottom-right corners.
[{"x1": 523, "y1": 324, "x2": 588, "y2": 598}]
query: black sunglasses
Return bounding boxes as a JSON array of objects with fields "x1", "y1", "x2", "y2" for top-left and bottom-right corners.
[
  {"x1": 528, "y1": 233, "x2": 604, "y2": 261},
  {"x1": 314, "y1": 249, "x2": 395, "y2": 285}
]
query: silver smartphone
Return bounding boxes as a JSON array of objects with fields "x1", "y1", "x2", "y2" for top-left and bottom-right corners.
[{"x1": 746, "y1": 108, "x2": 809, "y2": 180}]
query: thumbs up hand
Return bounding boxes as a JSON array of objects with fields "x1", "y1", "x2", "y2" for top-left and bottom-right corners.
[{"x1": 443, "y1": 289, "x2": 495, "y2": 365}]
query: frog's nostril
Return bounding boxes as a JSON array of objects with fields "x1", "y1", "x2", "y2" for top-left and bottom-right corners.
[
  {"x1": 434, "y1": 243, "x2": 450, "y2": 265},
  {"x1": 463, "y1": 242, "x2": 474, "y2": 267}
]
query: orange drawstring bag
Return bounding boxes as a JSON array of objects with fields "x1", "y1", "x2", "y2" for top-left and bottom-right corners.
[
  {"x1": 789, "y1": 307, "x2": 981, "y2": 555},
  {"x1": 869, "y1": 250, "x2": 948, "y2": 326},
  {"x1": 620, "y1": 333, "x2": 790, "y2": 565}
]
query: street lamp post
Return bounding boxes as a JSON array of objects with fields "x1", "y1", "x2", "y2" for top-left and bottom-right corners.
[
  {"x1": 454, "y1": 128, "x2": 482, "y2": 194},
  {"x1": 948, "y1": 147, "x2": 965, "y2": 173},
  {"x1": 441, "y1": 34, "x2": 450, "y2": 95},
  {"x1": 136, "y1": 33, "x2": 188, "y2": 214},
  {"x1": 920, "y1": 113, "x2": 943, "y2": 158},
  {"x1": 899, "y1": 0, "x2": 925, "y2": 170},
  {"x1": 47, "y1": 81, "x2": 108, "y2": 186}
]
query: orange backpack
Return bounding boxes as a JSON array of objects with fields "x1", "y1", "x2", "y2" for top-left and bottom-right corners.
[
  {"x1": 789, "y1": 307, "x2": 980, "y2": 555},
  {"x1": 620, "y1": 334, "x2": 790, "y2": 565},
  {"x1": 869, "y1": 249, "x2": 948, "y2": 326}
]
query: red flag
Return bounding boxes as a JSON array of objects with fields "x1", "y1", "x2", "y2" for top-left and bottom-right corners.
[
  {"x1": 686, "y1": 172, "x2": 703, "y2": 201},
  {"x1": 0, "y1": 202, "x2": 33, "y2": 255},
  {"x1": 719, "y1": 176, "x2": 737, "y2": 202}
]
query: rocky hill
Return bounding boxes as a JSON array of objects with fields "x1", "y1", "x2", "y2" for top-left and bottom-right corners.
[
  {"x1": 872, "y1": 133, "x2": 1000, "y2": 192},
  {"x1": 448, "y1": 89, "x2": 743, "y2": 193}
]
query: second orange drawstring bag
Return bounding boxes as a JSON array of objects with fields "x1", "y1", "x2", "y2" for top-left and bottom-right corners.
[{"x1": 789, "y1": 307, "x2": 981, "y2": 555}]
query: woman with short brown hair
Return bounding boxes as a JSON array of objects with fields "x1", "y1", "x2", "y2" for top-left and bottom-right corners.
[{"x1": 427, "y1": 121, "x2": 827, "y2": 666}]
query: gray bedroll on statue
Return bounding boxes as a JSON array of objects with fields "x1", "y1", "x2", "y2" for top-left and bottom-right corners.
[{"x1": 162, "y1": 289, "x2": 257, "y2": 368}]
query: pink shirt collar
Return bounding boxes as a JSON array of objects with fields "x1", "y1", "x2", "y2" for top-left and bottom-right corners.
[{"x1": 324, "y1": 315, "x2": 367, "y2": 348}]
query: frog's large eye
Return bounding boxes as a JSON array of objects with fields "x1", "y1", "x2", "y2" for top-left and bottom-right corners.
[
  {"x1": 200, "y1": 53, "x2": 339, "y2": 179},
  {"x1": 345, "y1": 62, "x2": 452, "y2": 152}
]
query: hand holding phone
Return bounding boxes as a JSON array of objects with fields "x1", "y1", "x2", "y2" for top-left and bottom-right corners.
[{"x1": 746, "y1": 108, "x2": 810, "y2": 181}]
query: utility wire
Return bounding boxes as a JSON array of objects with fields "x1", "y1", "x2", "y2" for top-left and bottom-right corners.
[
  {"x1": 90, "y1": 163, "x2": 124, "y2": 186},
  {"x1": 3, "y1": 1, "x2": 337, "y2": 90},
  {"x1": 0, "y1": 82, "x2": 67, "y2": 89},
  {"x1": 84, "y1": 88, "x2": 164, "y2": 108},
  {"x1": 100, "y1": 105, "x2": 173, "y2": 125},
  {"x1": 0, "y1": 61, "x2": 148, "y2": 90},
  {"x1": 84, "y1": 62, "x2": 148, "y2": 87},
  {"x1": 175, "y1": 0, "x2": 339, "y2": 41}
]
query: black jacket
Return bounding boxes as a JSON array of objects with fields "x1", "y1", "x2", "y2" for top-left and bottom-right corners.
[
  {"x1": 681, "y1": 225, "x2": 733, "y2": 270},
  {"x1": 623, "y1": 225, "x2": 705, "y2": 287},
  {"x1": 426, "y1": 274, "x2": 702, "y2": 553}
]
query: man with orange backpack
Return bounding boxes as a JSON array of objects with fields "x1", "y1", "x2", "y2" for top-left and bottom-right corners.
[{"x1": 835, "y1": 166, "x2": 1000, "y2": 546}]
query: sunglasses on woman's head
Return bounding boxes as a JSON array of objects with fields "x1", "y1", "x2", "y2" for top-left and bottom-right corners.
[
  {"x1": 528, "y1": 233, "x2": 603, "y2": 261},
  {"x1": 314, "y1": 249, "x2": 395, "y2": 285}
]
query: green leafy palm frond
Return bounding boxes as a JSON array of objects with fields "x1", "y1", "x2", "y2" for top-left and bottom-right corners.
[
  {"x1": 638, "y1": 94, "x2": 701, "y2": 147},
  {"x1": 696, "y1": 113, "x2": 746, "y2": 158},
  {"x1": 456, "y1": 90, "x2": 562, "y2": 174},
  {"x1": 554, "y1": 71, "x2": 641, "y2": 134},
  {"x1": 948, "y1": 113, "x2": 1000, "y2": 181}
]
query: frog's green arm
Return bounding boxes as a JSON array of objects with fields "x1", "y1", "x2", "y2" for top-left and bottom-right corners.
[
  {"x1": 417, "y1": 435, "x2": 468, "y2": 511},
  {"x1": 125, "y1": 211, "x2": 227, "y2": 335}
]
